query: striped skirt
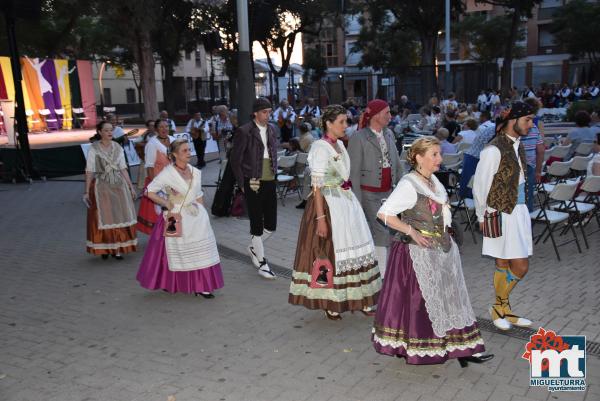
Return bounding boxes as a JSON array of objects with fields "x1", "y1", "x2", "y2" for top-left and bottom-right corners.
[{"x1": 288, "y1": 196, "x2": 381, "y2": 313}]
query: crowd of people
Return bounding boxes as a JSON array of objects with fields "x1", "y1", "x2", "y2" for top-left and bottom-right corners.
[{"x1": 83, "y1": 90, "x2": 600, "y2": 369}]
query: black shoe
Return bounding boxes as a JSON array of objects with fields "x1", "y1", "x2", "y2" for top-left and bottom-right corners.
[
  {"x1": 458, "y1": 354, "x2": 494, "y2": 368},
  {"x1": 195, "y1": 292, "x2": 215, "y2": 299},
  {"x1": 296, "y1": 200, "x2": 306, "y2": 209},
  {"x1": 101, "y1": 254, "x2": 109, "y2": 260}
]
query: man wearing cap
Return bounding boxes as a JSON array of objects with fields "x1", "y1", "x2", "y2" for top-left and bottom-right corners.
[
  {"x1": 348, "y1": 99, "x2": 403, "y2": 278},
  {"x1": 230, "y1": 98, "x2": 278, "y2": 280},
  {"x1": 473, "y1": 101, "x2": 535, "y2": 331}
]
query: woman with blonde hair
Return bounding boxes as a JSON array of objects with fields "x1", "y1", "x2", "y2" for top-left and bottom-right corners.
[
  {"x1": 84, "y1": 121, "x2": 138, "y2": 260},
  {"x1": 289, "y1": 105, "x2": 381, "y2": 320},
  {"x1": 137, "y1": 139, "x2": 224, "y2": 297},
  {"x1": 372, "y1": 136, "x2": 492, "y2": 366}
]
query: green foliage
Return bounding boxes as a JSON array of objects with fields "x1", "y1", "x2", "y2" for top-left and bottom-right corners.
[
  {"x1": 455, "y1": 14, "x2": 524, "y2": 64},
  {"x1": 566, "y1": 99, "x2": 600, "y2": 122},
  {"x1": 302, "y1": 47, "x2": 327, "y2": 82},
  {"x1": 550, "y1": 0, "x2": 600, "y2": 67}
]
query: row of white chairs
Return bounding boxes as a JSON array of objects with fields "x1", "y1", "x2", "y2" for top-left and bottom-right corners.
[{"x1": 26, "y1": 108, "x2": 88, "y2": 131}]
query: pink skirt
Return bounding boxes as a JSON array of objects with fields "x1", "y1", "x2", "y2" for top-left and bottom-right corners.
[{"x1": 136, "y1": 217, "x2": 224, "y2": 294}]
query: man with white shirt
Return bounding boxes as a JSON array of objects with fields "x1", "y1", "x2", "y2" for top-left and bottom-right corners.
[
  {"x1": 230, "y1": 98, "x2": 278, "y2": 280},
  {"x1": 473, "y1": 101, "x2": 534, "y2": 332},
  {"x1": 477, "y1": 90, "x2": 487, "y2": 112},
  {"x1": 590, "y1": 81, "x2": 599, "y2": 99},
  {"x1": 559, "y1": 84, "x2": 571, "y2": 106},
  {"x1": 185, "y1": 112, "x2": 206, "y2": 168},
  {"x1": 159, "y1": 110, "x2": 177, "y2": 134},
  {"x1": 348, "y1": 99, "x2": 403, "y2": 278},
  {"x1": 299, "y1": 98, "x2": 320, "y2": 119},
  {"x1": 272, "y1": 99, "x2": 296, "y2": 143}
]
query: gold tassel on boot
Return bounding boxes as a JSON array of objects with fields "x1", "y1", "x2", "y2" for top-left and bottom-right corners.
[
  {"x1": 502, "y1": 267, "x2": 532, "y2": 328},
  {"x1": 490, "y1": 265, "x2": 512, "y2": 330}
]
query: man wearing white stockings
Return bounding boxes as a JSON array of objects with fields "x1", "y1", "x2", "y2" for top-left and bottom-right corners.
[
  {"x1": 348, "y1": 99, "x2": 403, "y2": 278},
  {"x1": 473, "y1": 101, "x2": 535, "y2": 331},
  {"x1": 230, "y1": 98, "x2": 278, "y2": 279}
]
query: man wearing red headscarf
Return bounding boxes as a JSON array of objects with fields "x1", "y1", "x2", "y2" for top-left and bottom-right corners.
[{"x1": 348, "y1": 99, "x2": 403, "y2": 278}]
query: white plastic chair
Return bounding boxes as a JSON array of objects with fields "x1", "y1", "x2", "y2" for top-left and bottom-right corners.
[
  {"x1": 549, "y1": 144, "x2": 572, "y2": 160},
  {"x1": 72, "y1": 108, "x2": 88, "y2": 127},
  {"x1": 570, "y1": 155, "x2": 593, "y2": 177},
  {"x1": 456, "y1": 142, "x2": 471, "y2": 153},
  {"x1": 39, "y1": 109, "x2": 59, "y2": 131},
  {"x1": 574, "y1": 142, "x2": 594, "y2": 156},
  {"x1": 54, "y1": 108, "x2": 71, "y2": 129},
  {"x1": 542, "y1": 159, "x2": 573, "y2": 193}
]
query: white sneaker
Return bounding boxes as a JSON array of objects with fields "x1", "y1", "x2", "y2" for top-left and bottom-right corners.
[
  {"x1": 247, "y1": 246, "x2": 260, "y2": 268},
  {"x1": 512, "y1": 317, "x2": 532, "y2": 328},
  {"x1": 258, "y1": 259, "x2": 276, "y2": 280}
]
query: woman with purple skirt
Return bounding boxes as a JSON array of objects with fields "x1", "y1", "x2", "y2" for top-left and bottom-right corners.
[
  {"x1": 136, "y1": 140, "x2": 224, "y2": 298},
  {"x1": 372, "y1": 137, "x2": 493, "y2": 367}
]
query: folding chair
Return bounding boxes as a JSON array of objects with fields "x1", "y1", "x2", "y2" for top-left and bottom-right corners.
[
  {"x1": 276, "y1": 154, "x2": 298, "y2": 205},
  {"x1": 450, "y1": 175, "x2": 478, "y2": 244},
  {"x1": 442, "y1": 152, "x2": 463, "y2": 171},
  {"x1": 569, "y1": 155, "x2": 593, "y2": 178},
  {"x1": 38, "y1": 109, "x2": 58, "y2": 131},
  {"x1": 72, "y1": 108, "x2": 89, "y2": 128},
  {"x1": 542, "y1": 159, "x2": 573, "y2": 194},
  {"x1": 54, "y1": 108, "x2": 71, "y2": 129},
  {"x1": 276, "y1": 150, "x2": 286, "y2": 158},
  {"x1": 543, "y1": 136, "x2": 556, "y2": 149},
  {"x1": 548, "y1": 144, "x2": 572, "y2": 160},
  {"x1": 574, "y1": 142, "x2": 594, "y2": 156},
  {"x1": 26, "y1": 109, "x2": 41, "y2": 131},
  {"x1": 456, "y1": 141, "x2": 471, "y2": 153},
  {"x1": 530, "y1": 183, "x2": 582, "y2": 261},
  {"x1": 575, "y1": 175, "x2": 600, "y2": 232}
]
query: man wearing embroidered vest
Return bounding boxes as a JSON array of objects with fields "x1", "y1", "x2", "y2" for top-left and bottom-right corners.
[
  {"x1": 348, "y1": 99, "x2": 403, "y2": 278},
  {"x1": 230, "y1": 98, "x2": 278, "y2": 280},
  {"x1": 473, "y1": 101, "x2": 535, "y2": 331}
]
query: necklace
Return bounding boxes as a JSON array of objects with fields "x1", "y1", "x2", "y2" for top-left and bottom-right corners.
[
  {"x1": 414, "y1": 169, "x2": 434, "y2": 189},
  {"x1": 175, "y1": 163, "x2": 188, "y2": 172}
]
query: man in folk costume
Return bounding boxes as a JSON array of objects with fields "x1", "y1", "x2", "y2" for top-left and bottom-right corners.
[
  {"x1": 299, "y1": 97, "x2": 321, "y2": 119},
  {"x1": 230, "y1": 98, "x2": 278, "y2": 280},
  {"x1": 473, "y1": 101, "x2": 535, "y2": 331},
  {"x1": 348, "y1": 99, "x2": 403, "y2": 278},
  {"x1": 272, "y1": 99, "x2": 296, "y2": 143},
  {"x1": 185, "y1": 112, "x2": 207, "y2": 168}
]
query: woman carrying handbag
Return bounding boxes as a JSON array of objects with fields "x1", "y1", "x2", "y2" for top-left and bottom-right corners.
[
  {"x1": 288, "y1": 105, "x2": 381, "y2": 320},
  {"x1": 136, "y1": 140, "x2": 224, "y2": 298}
]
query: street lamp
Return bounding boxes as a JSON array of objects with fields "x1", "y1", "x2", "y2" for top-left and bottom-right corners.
[{"x1": 98, "y1": 60, "x2": 112, "y2": 112}]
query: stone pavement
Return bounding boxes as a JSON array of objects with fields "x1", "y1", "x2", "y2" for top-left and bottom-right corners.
[{"x1": 0, "y1": 161, "x2": 598, "y2": 401}]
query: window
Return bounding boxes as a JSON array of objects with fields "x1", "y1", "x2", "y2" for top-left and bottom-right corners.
[
  {"x1": 538, "y1": 26, "x2": 558, "y2": 54},
  {"x1": 126, "y1": 88, "x2": 136, "y2": 104},
  {"x1": 185, "y1": 51, "x2": 192, "y2": 60},
  {"x1": 186, "y1": 77, "x2": 194, "y2": 100},
  {"x1": 103, "y1": 88, "x2": 112, "y2": 106},
  {"x1": 321, "y1": 42, "x2": 338, "y2": 67},
  {"x1": 195, "y1": 50, "x2": 202, "y2": 68},
  {"x1": 538, "y1": 0, "x2": 563, "y2": 19}
]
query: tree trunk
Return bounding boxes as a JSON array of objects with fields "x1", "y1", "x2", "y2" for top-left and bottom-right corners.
[
  {"x1": 501, "y1": 10, "x2": 520, "y2": 97},
  {"x1": 420, "y1": 34, "x2": 438, "y2": 104},
  {"x1": 135, "y1": 28, "x2": 159, "y2": 120},
  {"x1": 163, "y1": 61, "x2": 176, "y2": 117}
]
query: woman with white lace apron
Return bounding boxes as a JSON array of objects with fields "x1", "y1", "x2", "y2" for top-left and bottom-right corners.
[
  {"x1": 288, "y1": 105, "x2": 381, "y2": 320},
  {"x1": 372, "y1": 137, "x2": 493, "y2": 366}
]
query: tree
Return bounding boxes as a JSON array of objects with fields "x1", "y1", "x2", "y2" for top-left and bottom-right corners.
[
  {"x1": 455, "y1": 14, "x2": 525, "y2": 65},
  {"x1": 475, "y1": 0, "x2": 541, "y2": 95},
  {"x1": 550, "y1": 0, "x2": 600, "y2": 81},
  {"x1": 350, "y1": 0, "x2": 464, "y2": 97}
]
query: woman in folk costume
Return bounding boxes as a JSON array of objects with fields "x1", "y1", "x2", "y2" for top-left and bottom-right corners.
[
  {"x1": 137, "y1": 140, "x2": 224, "y2": 298},
  {"x1": 473, "y1": 102, "x2": 535, "y2": 331},
  {"x1": 372, "y1": 137, "x2": 493, "y2": 367},
  {"x1": 289, "y1": 105, "x2": 381, "y2": 320},
  {"x1": 84, "y1": 121, "x2": 138, "y2": 259},
  {"x1": 136, "y1": 120, "x2": 174, "y2": 234}
]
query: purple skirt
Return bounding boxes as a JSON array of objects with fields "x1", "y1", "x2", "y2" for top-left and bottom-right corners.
[
  {"x1": 136, "y1": 217, "x2": 224, "y2": 294},
  {"x1": 372, "y1": 242, "x2": 485, "y2": 365}
]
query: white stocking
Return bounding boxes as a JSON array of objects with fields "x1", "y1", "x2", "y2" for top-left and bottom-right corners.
[
  {"x1": 374, "y1": 246, "x2": 387, "y2": 279},
  {"x1": 262, "y1": 229, "x2": 274, "y2": 243},
  {"x1": 251, "y1": 235, "x2": 265, "y2": 261}
]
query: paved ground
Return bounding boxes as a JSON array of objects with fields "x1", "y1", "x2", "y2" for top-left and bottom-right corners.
[{"x1": 0, "y1": 158, "x2": 599, "y2": 401}]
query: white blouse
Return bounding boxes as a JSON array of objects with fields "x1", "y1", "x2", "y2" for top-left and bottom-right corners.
[
  {"x1": 144, "y1": 136, "x2": 174, "y2": 168},
  {"x1": 85, "y1": 142, "x2": 126, "y2": 173}
]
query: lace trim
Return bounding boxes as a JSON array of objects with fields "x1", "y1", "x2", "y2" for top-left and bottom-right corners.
[
  {"x1": 372, "y1": 333, "x2": 484, "y2": 357},
  {"x1": 336, "y1": 252, "x2": 376, "y2": 273},
  {"x1": 97, "y1": 220, "x2": 137, "y2": 230},
  {"x1": 86, "y1": 239, "x2": 138, "y2": 249},
  {"x1": 311, "y1": 174, "x2": 325, "y2": 187},
  {"x1": 408, "y1": 242, "x2": 477, "y2": 338}
]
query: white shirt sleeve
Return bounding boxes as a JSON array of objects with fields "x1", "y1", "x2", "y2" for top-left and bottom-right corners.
[
  {"x1": 289, "y1": 110, "x2": 296, "y2": 123},
  {"x1": 473, "y1": 145, "x2": 501, "y2": 222},
  {"x1": 194, "y1": 168, "x2": 204, "y2": 198},
  {"x1": 377, "y1": 178, "x2": 418, "y2": 224},
  {"x1": 147, "y1": 167, "x2": 169, "y2": 194},
  {"x1": 85, "y1": 147, "x2": 96, "y2": 173},
  {"x1": 307, "y1": 141, "x2": 330, "y2": 187},
  {"x1": 145, "y1": 140, "x2": 157, "y2": 168},
  {"x1": 112, "y1": 127, "x2": 125, "y2": 138},
  {"x1": 185, "y1": 119, "x2": 193, "y2": 133}
]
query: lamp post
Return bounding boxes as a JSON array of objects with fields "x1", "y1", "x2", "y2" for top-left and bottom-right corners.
[
  {"x1": 98, "y1": 60, "x2": 111, "y2": 113},
  {"x1": 236, "y1": 0, "x2": 255, "y2": 125},
  {"x1": 444, "y1": 0, "x2": 451, "y2": 94}
]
